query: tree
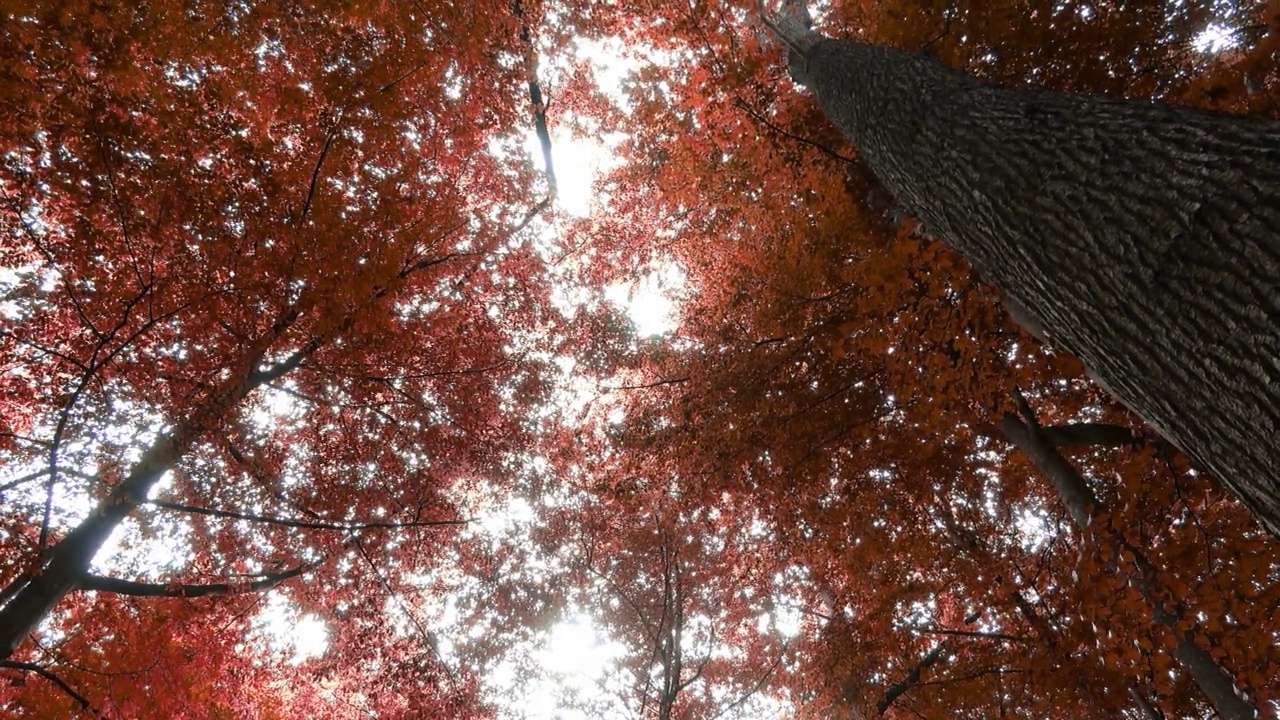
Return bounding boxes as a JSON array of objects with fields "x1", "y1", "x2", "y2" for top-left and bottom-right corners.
[
  {"x1": 562, "y1": 500, "x2": 799, "y2": 719},
  {"x1": 756, "y1": 0, "x2": 1280, "y2": 534},
  {"x1": 562, "y1": 1, "x2": 1279, "y2": 717},
  {"x1": 1, "y1": 0, "x2": 554, "y2": 714}
]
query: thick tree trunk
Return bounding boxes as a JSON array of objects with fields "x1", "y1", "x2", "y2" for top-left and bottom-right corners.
[{"x1": 788, "y1": 36, "x2": 1280, "y2": 532}]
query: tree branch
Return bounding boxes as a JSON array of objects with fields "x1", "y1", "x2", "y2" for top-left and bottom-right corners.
[
  {"x1": 301, "y1": 121, "x2": 340, "y2": 221},
  {"x1": 877, "y1": 644, "x2": 945, "y2": 715},
  {"x1": 514, "y1": 0, "x2": 557, "y2": 195},
  {"x1": 0, "y1": 467, "x2": 53, "y2": 494},
  {"x1": 354, "y1": 539, "x2": 454, "y2": 681},
  {"x1": 146, "y1": 499, "x2": 470, "y2": 532},
  {"x1": 80, "y1": 564, "x2": 308, "y2": 598},
  {"x1": 0, "y1": 660, "x2": 100, "y2": 716},
  {"x1": 733, "y1": 97, "x2": 856, "y2": 163},
  {"x1": 604, "y1": 376, "x2": 690, "y2": 391},
  {"x1": 1039, "y1": 422, "x2": 1138, "y2": 449},
  {"x1": 919, "y1": 627, "x2": 1026, "y2": 642},
  {"x1": 709, "y1": 646, "x2": 788, "y2": 720}
]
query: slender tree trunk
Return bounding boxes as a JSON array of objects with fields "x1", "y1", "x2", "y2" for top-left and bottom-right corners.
[
  {"x1": 774, "y1": 25, "x2": 1280, "y2": 532},
  {"x1": 0, "y1": 340, "x2": 275, "y2": 660}
]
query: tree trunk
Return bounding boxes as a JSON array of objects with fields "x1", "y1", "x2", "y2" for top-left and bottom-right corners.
[
  {"x1": 786, "y1": 34, "x2": 1280, "y2": 532},
  {"x1": 0, "y1": 346, "x2": 269, "y2": 660}
]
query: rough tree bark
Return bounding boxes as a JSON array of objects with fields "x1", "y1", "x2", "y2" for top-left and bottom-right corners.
[{"x1": 760, "y1": 2, "x2": 1280, "y2": 533}]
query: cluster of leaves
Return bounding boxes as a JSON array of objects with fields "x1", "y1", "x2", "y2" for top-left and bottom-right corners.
[
  {"x1": 1, "y1": 0, "x2": 557, "y2": 716},
  {"x1": 0, "y1": 0, "x2": 1276, "y2": 718}
]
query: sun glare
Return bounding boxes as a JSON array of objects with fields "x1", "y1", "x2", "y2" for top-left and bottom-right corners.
[
  {"x1": 538, "y1": 615, "x2": 620, "y2": 678},
  {"x1": 1192, "y1": 23, "x2": 1241, "y2": 54},
  {"x1": 252, "y1": 594, "x2": 331, "y2": 666},
  {"x1": 606, "y1": 264, "x2": 686, "y2": 337}
]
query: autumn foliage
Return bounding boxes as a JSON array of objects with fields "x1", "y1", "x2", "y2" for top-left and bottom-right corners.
[{"x1": 1, "y1": 0, "x2": 1277, "y2": 718}]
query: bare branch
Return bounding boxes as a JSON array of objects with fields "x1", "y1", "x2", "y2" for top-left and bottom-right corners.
[
  {"x1": 354, "y1": 539, "x2": 455, "y2": 682},
  {"x1": 0, "y1": 329, "x2": 88, "y2": 371},
  {"x1": 146, "y1": 498, "x2": 470, "y2": 532},
  {"x1": 918, "y1": 627, "x2": 1026, "y2": 642},
  {"x1": 710, "y1": 647, "x2": 788, "y2": 720},
  {"x1": 603, "y1": 376, "x2": 690, "y2": 392},
  {"x1": 301, "y1": 121, "x2": 340, "y2": 222},
  {"x1": 733, "y1": 98, "x2": 856, "y2": 163},
  {"x1": 80, "y1": 564, "x2": 308, "y2": 598},
  {"x1": 0, "y1": 467, "x2": 53, "y2": 494},
  {"x1": 1, "y1": 660, "x2": 101, "y2": 716}
]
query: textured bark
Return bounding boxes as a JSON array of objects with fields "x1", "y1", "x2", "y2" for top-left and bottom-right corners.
[{"x1": 782, "y1": 33, "x2": 1280, "y2": 532}]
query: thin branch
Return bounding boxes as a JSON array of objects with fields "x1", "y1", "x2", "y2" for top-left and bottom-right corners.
[
  {"x1": 710, "y1": 647, "x2": 788, "y2": 720},
  {"x1": 604, "y1": 376, "x2": 690, "y2": 391},
  {"x1": 1, "y1": 660, "x2": 101, "y2": 716},
  {"x1": 0, "y1": 431, "x2": 51, "y2": 449},
  {"x1": 0, "y1": 467, "x2": 53, "y2": 494},
  {"x1": 80, "y1": 564, "x2": 308, "y2": 598},
  {"x1": 919, "y1": 12, "x2": 954, "y2": 54},
  {"x1": 918, "y1": 627, "x2": 1026, "y2": 642},
  {"x1": 354, "y1": 539, "x2": 455, "y2": 682},
  {"x1": 1, "y1": 190, "x2": 103, "y2": 340},
  {"x1": 146, "y1": 499, "x2": 470, "y2": 532},
  {"x1": 733, "y1": 97, "x2": 856, "y2": 163},
  {"x1": 0, "y1": 329, "x2": 88, "y2": 371},
  {"x1": 301, "y1": 121, "x2": 340, "y2": 222},
  {"x1": 265, "y1": 382, "x2": 396, "y2": 424},
  {"x1": 916, "y1": 666, "x2": 1022, "y2": 686},
  {"x1": 397, "y1": 248, "x2": 466, "y2": 281},
  {"x1": 379, "y1": 58, "x2": 432, "y2": 93},
  {"x1": 90, "y1": 118, "x2": 145, "y2": 287},
  {"x1": 41, "y1": 285, "x2": 154, "y2": 550},
  {"x1": 585, "y1": 561, "x2": 656, "y2": 640},
  {"x1": 367, "y1": 355, "x2": 517, "y2": 382}
]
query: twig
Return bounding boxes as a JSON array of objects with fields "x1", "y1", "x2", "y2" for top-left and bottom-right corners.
[{"x1": 733, "y1": 97, "x2": 856, "y2": 163}]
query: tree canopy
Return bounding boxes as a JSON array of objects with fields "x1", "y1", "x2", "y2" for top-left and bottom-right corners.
[{"x1": 1, "y1": 1, "x2": 1276, "y2": 718}]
